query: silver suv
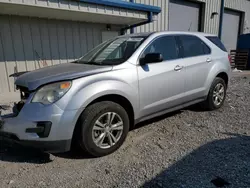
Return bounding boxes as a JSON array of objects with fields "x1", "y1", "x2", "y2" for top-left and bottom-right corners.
[{"x1": 0, "y1": 32, "x2": 231, "y2": 156}]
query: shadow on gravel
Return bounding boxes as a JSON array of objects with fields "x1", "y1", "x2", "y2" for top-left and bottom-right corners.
[
  {"x1": 185, "y1": 103, "x2": 206, "y2": 112},
  {"x1": 53, "y1": 150, "x2": 94, "y2": 160},
  {"x1": 133, "y1": 110, "x2": 182, "y2": 131},
  {"x1": 143, "y1": 133, "x2": 250, "y2": 188},
  {"x1": 0, "y1": 140, "x2": 94, "y2": 162},
  {"x1": 0, "y1": 141, "x2": 52, "y2": 164},
  {"x1": 56, "y1": 111, "x2": 183, "y2": 160}
]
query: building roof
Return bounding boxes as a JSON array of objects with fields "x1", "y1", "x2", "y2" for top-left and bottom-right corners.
[
  {"x1": 0, "y1": 0, "x2": 161, "y2": 26},
  {"x1": 78, "y1": 0, "x2": 161, "y2": 14}
]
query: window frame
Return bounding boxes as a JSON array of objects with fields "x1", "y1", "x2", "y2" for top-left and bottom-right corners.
[
  {"x1": 176, "y1": 34, "x2": 212, "y2": 59},
  {"x1": 138, "y1": 34, "x2": 182, "y2": 64}
]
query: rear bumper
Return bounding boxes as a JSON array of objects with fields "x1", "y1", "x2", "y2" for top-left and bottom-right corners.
[{"x1": 0, "y1": 132, "x2": 71, "y2": 153}]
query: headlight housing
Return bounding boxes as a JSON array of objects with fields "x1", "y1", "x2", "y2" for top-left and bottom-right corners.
[{"x1": 32, "y1": 81, "x2": 71, "y2": 105}]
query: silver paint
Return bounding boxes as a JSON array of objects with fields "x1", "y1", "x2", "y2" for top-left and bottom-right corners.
[{"x1": 0, "y1": 31, "x2": 231, "y2": 152}]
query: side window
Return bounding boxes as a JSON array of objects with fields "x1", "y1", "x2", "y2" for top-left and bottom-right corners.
[
  {"x1": 206, "y1": 36, "x2": 227, "y2": 52},
  {"x1": 142, "y1": 36, "x2": 179, "y2": 61},
  {"x1": 179, "y1": 35, "x2": 211, "y2": 58},
  {"x1": 202, "y1": 42, "x2": 211, "y2": 54}
]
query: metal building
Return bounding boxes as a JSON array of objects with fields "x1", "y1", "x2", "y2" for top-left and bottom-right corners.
[
  {"x1": 0, "y1": 0, "x2": 160, "y2": 94},
  {"x1": 133, "y1": 0, "x2": 250, "y2": 51},
  {"x1": 0, "y1": 0, "x2": 250, "y2": 95}
]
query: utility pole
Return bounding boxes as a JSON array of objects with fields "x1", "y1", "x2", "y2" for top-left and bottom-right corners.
[{"x1": 218, "y1": 0, "x2": 225, "y2": 39}]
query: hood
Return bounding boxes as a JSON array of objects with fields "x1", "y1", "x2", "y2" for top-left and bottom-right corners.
[{"x1": 15, "y1": 62, "x2": 113, "y2": 91}]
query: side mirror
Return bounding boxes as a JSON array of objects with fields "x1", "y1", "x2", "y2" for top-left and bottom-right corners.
[{"x1": 140, "y1": 53, "x2": 163, "y2": 65}]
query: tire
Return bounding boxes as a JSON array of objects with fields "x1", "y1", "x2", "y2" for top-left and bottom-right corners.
[
  {"x1": 77, "y1": 101, "x2": 130, "y2": 157},
  {"x1": 203, "y1": 77, "x2": 227, "y2": 110}
]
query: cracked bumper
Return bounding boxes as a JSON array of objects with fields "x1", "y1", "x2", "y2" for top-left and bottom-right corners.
[
  {"x1": 0, "y1": 131, "x2": 71, "y2": 153},
  {"x1": 0, "y1": 102, "x2": 83, "y2": 153}
]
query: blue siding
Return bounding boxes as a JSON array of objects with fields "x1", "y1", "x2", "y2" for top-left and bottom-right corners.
[
  {"x1": 78, "y1": 0, "x2": 161, "y2": 13},
  {"x1": 237, "y1": 34, "x2": 250, "y2": 49}
]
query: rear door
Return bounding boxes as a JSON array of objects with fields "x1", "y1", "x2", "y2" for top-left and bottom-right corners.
[{"x1": 177, "y1": 35, "x2": 212, "y2": 102}]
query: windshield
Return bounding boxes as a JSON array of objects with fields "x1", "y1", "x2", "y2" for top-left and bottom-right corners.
[{"x1": 76, "y1": 36, "x2": 146, "y2": 65}]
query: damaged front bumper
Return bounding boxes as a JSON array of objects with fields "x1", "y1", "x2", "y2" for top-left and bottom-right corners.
[
  {"x1": 0, "y1": 131, "x2": 71, "y2": 153},
  {"x1": 0, "y1": 111, "x2": 71, "y2": 153},
  {"x1": 0, "y1": 100, "x2": 79, "y2": 153}
]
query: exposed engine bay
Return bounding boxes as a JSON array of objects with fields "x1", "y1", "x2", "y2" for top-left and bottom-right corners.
[
  {"x1": 8, "y1": 71, "x2": 30, "y2": 114},
  {"x1": 14, "y1": 86, "x2": 30, "y2": 114}
]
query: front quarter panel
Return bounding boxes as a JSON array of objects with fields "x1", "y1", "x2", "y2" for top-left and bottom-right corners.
[{"x1": 57, "y1": 64, "x2": 139, "y2": 119}]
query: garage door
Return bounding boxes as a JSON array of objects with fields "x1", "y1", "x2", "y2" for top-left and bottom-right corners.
[
  {"x1": 0, "y1": 15, "x2": 105, "y2": 93},
  {"x1": 169, "y1": 0, "x2": 201, "y2": 32},
  {"x1": 222, "y1": 9, "x2": 241, "y2": 52}
]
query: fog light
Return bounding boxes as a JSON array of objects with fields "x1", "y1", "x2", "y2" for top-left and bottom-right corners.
[{"x1": 26, "y1": 121, "x2": 52, "y2": 138}]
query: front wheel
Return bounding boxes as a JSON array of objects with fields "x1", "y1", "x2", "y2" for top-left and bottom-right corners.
[
  {"x1": 203, "y1": 77, "x2": 227, "y2": 110},
  {"x1": 77, "y1": 101, "x2": 130, "y2": 157}
]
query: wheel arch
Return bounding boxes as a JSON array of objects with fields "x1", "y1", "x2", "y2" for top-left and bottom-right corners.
[
  {"x1": 216, "y1": 72, "x2": 229, "y2": 87},
  {"x1": 205, "y1": 63, "x2": 230, "y2": 96},
  {"x1": 88, "y1": 94, "x2": 135, "y2": 128},
  {"x1": 71, "y1": 93, "x2": 136, "y2": 149}
]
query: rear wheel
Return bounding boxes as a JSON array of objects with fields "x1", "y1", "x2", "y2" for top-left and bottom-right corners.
[
  {"x1": 203, "y1": 77, "x2": 226, "y2": 110},
  {"x1": 77, "y1": 101, "x2": 129, "y2": 157}
]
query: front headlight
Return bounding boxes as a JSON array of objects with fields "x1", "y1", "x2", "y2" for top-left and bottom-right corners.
[{"x1": 32, "y1": 81, "x2": 71, "y2": 105}]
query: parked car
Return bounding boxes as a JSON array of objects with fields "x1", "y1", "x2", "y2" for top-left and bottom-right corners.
[{"x1": 0, "y1": 31, "x2": 231, "y2": 157}]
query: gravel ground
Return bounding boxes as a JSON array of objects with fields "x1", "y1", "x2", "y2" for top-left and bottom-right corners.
[{"x1": 0, "y1": 74, "x2": 250, "y2": 188}]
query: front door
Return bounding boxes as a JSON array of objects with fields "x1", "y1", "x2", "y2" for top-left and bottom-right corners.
[{"x1": 137, "y1": 35, "x2": 186, "y2": 118}]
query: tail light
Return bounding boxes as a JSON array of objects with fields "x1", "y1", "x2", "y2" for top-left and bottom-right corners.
[{"x1": 228, "y1": 54, "x2": 232, "y2": 64}]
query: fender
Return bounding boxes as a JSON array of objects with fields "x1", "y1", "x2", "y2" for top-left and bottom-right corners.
[
  {"x1": 204, "y1": 60, "x2": 230, "y2": 96},
  {"x1": 64, "y1": 79, "x2": 139, "y2": 118}
]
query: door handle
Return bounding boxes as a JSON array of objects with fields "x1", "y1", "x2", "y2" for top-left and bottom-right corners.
[
  {"x1": 206, "y1": 58, "x2": 212, "y2": 63},
  {"x1": 174, "y1": 65, "x2": 183, "y2": 71}
]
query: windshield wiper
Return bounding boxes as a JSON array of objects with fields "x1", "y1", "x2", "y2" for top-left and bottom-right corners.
[
  {"x1": 75, "y1": 60, "x2": 103, "y2": 65},
  {"x1": 75, "y1": 59, "x2": 123, "y2": 66}
]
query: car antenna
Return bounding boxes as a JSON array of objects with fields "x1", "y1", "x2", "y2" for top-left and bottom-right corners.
[{"x1": 188, "y1": 22, "x2": 192, "y2": 31}]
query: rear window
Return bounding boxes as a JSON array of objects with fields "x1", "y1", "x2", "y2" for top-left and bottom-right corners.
[
  {"x1": 178, "y1": 35, "x2": 211, "y2": 58},
  {"x1": 206, "y1": 36, "x2": 227, "y2": 52}
]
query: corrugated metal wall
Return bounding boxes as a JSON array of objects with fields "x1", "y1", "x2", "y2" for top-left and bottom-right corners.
[
  {"x1": 200, "y1": 0, "x2": 221, "y2": 34},
  {"x1": 132, "y1": 0, "x2": 250, "y2": 34},
  {"x1": 0, "y1": 15, "x2": 106, "y2": 93},
  {"x1": 132, "y1": 0, "x2": 220, "y2": 34},
  {"x1": 0, "y1": 0, "x2": 147, "y2": 21},
  {"x1": 133, "y1": 0, "x2": 169, "y2": 32}
]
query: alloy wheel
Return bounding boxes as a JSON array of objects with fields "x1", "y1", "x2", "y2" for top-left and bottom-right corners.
[
  {"x1": 213, "y1": 83, "x2": 225, "y2": 106},
  {"x1": 92, "y1": 112, "x2": 124, "y2": 149}
]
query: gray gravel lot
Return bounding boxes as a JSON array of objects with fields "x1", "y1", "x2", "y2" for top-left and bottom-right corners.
[{"x1": 1, "y1": 74, "x2": 250, "y2": 188}]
